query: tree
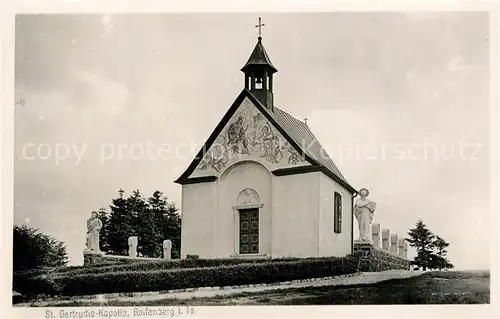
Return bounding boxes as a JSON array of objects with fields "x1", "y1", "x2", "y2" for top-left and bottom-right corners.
[
  {"x1": 95, "y1": 206, "x2": 110, "y2": 252},
  {"x1": 98, "y1": 189, "x2": 181, "y2": 258},
  {"x1": 148, "y1": 190, "x2": 181, "y2": 259},
  {"x1": 106, "y1": 189, "x2": 136, "y2": 255},
  {"x1": 406, "y1": 219, "x2": 436, "y2": 270},
  {"x1": 432, "y1": 236, "x2": 454, "y2": 270},
  {"x1": 13, "y1": 225, "x2": 68, "y2": 271},
  {"x1": 407, "y1": 219, "x2": 454, "y2": 271},
  {"x1": 130, "y1": 190, "x2": 160, "y2": 257},
  {"x1": 433, "y1": 236, "x2": 449, "y2": 257}
]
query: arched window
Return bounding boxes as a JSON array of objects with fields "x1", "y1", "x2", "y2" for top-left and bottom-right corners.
[{"x1": 334, "y1": 192, "x2": 342, "y2": 233}]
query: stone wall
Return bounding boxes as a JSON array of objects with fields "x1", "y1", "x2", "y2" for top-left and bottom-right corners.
[
  {"x1": 353, "y1": 242, "x2": 410, "y2": 271},
  {"x1": 354, "y1": 221, "x2": 411, "y2": 272}
]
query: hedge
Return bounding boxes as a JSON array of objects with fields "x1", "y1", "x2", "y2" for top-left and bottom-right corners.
[
  {"x1": 14, "y1": 255, "x2": 359, "y2": 297},
  {"x1": 12, "y1": 256, "x2": 305, "y2": 296},
  {"x1": 14, "y1": 255, "x2": 151, "y2": 278},
  {"x1": 13, "y1": 262, "x2": 115, "y2": 279},
  {"x1": 13, "y1": 256, "x2": 306, "y2": 283}
]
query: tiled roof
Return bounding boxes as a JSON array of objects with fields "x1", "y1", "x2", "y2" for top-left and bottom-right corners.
[
  {"x1": 241, "y1": 38, "x2": 277, "y2": 73},
  {"x1": 265, "y1": 106, "x2": 348, "y2": 183}
]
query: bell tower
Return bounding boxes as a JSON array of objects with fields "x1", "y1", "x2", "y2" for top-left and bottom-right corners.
[{"x1": 241, "y1": 17, "x2": 278, "y2": 111}]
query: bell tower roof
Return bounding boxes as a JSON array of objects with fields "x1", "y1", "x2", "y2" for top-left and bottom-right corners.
[
  {"x1": 241, "y1": 17, "x2": 277, "y2": 110},
  {"x1": 241, "y1": 36, "x2": 278, "y2": 74}
]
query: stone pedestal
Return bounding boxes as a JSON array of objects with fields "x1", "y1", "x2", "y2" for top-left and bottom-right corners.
[
  {"x1": 163, "y1": 239, "x2": 172, "y2": 260},
  {"x1": 128, "y1": 236, "x2": 138, "y2": 257},
  {"x1": 382, "y1": 229, "x2": 390, "y2": 251},
  {"x1": 390, "y1": 234, "x2": 399, "y2": 255},
  {"x1": 371, "y1": 223, "x2": 381, "y2": 248},
  {"x1": 397, "y1": 238, "x2": 406, "y2": 258}
]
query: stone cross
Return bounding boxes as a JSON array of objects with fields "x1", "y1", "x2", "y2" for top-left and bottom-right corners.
[
  {"x1": 382, "y1": 229, "x2": 390, "y2": 251},
  {"x1": 128, "y1": 236, "x2": 138, "y2": 257},
  {"x1": 371, "y1": 223, "x2": 381, "y2": 248},
  {"x1": 403, "y1": 241, "x2": 408, "y2": 258},
  {"x1": 390, "y1": 233, "x2": 399, "y2": 255},
  {"x1": 397, "y1": 238, "x2": 406, "y2": 258},
  {"x1": 163, "y1": 239, "x2": 172, "y2": 260}
]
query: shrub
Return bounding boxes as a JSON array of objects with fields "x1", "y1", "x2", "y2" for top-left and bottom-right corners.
[
  {"x1": 13, "y1": 256, "x2": 305, "y2": 293},
  {"x1": 14, "y1": 255, "x2": 360, "y2": 297},
  {"x1": 12, "y1": 258, "x2": 126, "y2": 279},
  {"x1": 15, "y1": 256, "x2": 304, "y2": 281},
  {"x1": 13, "y1": 225, "x2": 68, "y2": 271}
]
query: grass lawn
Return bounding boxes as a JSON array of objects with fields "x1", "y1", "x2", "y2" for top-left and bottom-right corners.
[{"x1": 37, "y1": 270, "x2": 489, "y2": 306}]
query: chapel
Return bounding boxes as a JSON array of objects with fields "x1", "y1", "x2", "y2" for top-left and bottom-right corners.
[{"x1": 175, "y1": 22, "x2": 357, "y2": 259}]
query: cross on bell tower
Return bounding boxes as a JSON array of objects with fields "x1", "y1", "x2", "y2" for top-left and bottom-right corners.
[
  {"x1": 255, "y1": 17, "x2": 265, "y2": 38},
  {"x1": 241, "y1": 17, "x2": 277, "y2": 111}
]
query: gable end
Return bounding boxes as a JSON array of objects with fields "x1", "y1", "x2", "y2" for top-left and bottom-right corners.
[{"x1": 175, "y1": 89, "x2": 319, "y2": 185}]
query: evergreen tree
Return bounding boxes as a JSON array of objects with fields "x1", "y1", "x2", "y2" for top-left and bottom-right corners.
[
  {"x1": 148, "y1": 190, "x2": 181, "y2": 259},
  {"x1": 130, "y1": 190, "x2": 160, "y2": 257},
  {"x1": 96, "y1": 189, "x2": 181, "y2": 258},
  {"x1": 406, "y1": 219, "x2": 435, "y2": 270},
  {"x1": 95, "y1": 207, "x2": 110, "y2": 252},
  {"x1": 106, "y1": 189, "x2": 136, "y2": 255},
  {"x1": 432, "y1": 236, "x2": 454, "y2": 270},
  {"x1": 13, "y1": 225, "x2": 68, "y2": 271}
]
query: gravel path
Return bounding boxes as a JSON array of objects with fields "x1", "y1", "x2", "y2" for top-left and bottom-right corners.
[{"x1": 17, "y1": 270, "x2": 426, "y2": 307}]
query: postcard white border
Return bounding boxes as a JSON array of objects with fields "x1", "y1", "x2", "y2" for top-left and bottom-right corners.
[{"x1": 1, "y1": 1, "x2": 499, "y2": 318}]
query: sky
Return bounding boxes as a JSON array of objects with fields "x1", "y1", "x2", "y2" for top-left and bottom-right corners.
[{"x1": 14, "y1": 12, "x2": 490, "y2": 269}]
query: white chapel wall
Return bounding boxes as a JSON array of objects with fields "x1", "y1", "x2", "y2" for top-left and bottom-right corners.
[
  {"x1": 318, "y1": 172, "x2": 353, "y2": 257},
  {"x1": 180, "y1": 182, "x2": 217, "y2": 258},
  {"x1": 181, "y1": 162, "x2": 354, "y2": 259},
  {"x1": 271, "y1": 172, "x2": 320, "y2": 258},
  {"x1": 216, "y1": 160, "x2": 273, "y2": 257}
]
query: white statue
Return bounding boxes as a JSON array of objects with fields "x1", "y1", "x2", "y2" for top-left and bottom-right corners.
[
  {"x1": 354, "y1": 188, "x2": 377, "y2": 242},
  {"x1": 85, "y1": 211, "x2": 102, "y2": 252}
]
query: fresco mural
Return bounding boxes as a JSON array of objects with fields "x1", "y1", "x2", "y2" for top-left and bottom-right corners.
[{"x1": 191, "y1": 98, "x2": 308, "y2": 178}]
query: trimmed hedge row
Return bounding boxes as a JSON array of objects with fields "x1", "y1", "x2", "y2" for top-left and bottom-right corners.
[
  {"x1": 13, "y1": 257, "x2": 303, "y2": 294},
  {"x1": 14, "y1": 256, "x2": 303, "y2": 281},
  {"x1": 13, "y1": 261, "x2": 118, "y2": 278},
  {"x1": 15, "y1": 255, "x2": 359, "y2": 297},
  {"x1": 15, "y1": 253, "x2": 165, "y2": 277},
  {"x1": 65, "y1": 256, "x2": 308, "y2": 276}
]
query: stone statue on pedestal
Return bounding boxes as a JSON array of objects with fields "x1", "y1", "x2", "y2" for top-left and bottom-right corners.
[
  {"x1": 85, "y1": 211, "x2": 102, "y2": 253},
  {"x1": 354, "y1": 188, "x2": 377, "y2": 242}
]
